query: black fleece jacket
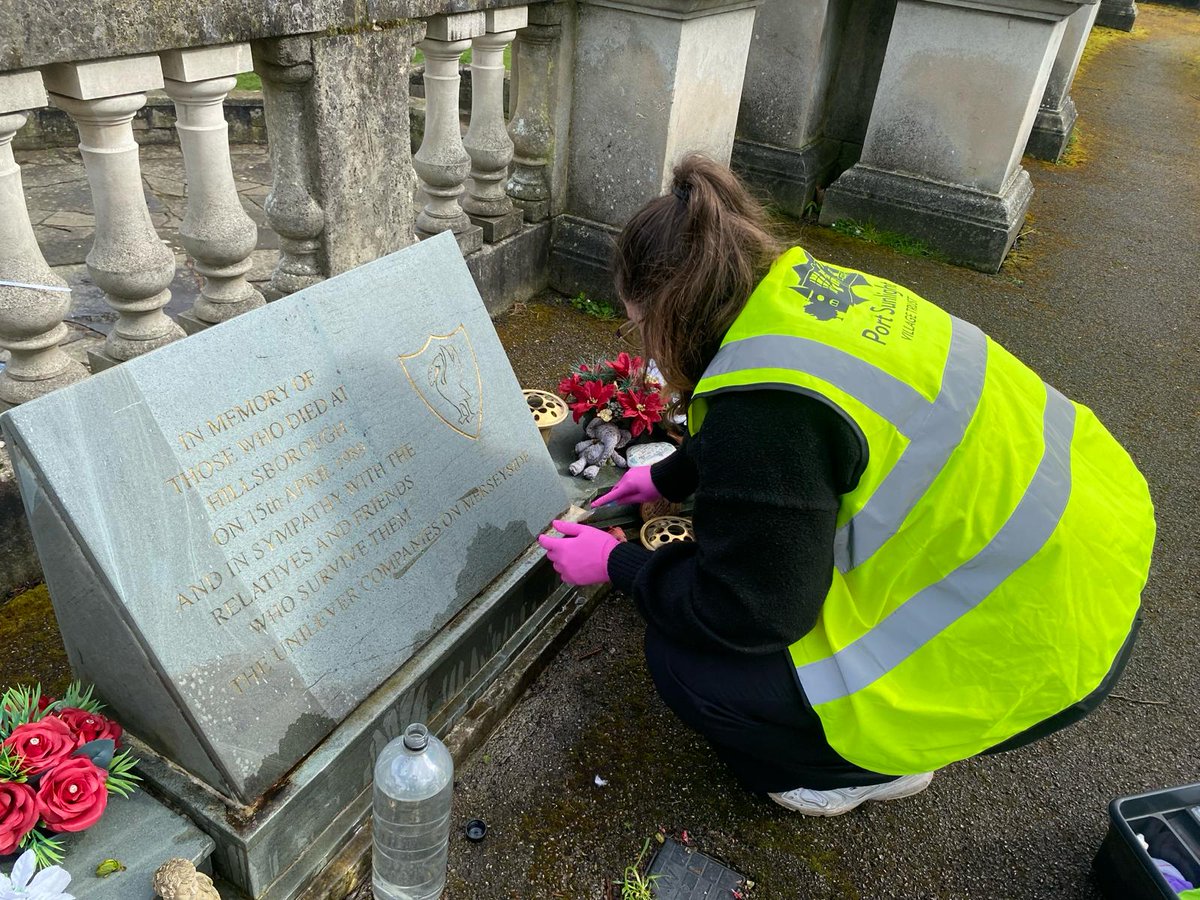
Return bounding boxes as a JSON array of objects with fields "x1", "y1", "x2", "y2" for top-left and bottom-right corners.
[{"x1": 606, "y1": 389, "x2": 864, "y2": 655}]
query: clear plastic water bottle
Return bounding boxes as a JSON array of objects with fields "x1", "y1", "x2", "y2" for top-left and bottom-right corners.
[{"x1": 373, "y1": 723, "x2": 454, "y2": 900}]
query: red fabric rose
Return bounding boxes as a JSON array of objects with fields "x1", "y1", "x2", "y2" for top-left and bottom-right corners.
[
  {"x1": 56, "y1": 708, "x2": 123, "y2": 748},
  {"x1": 36, "y1": 757, "x2": 108, "y2": 833},
  {"x1": 36, "y1": 695, "x2": 54, "y2": 712},
  {"x1": 618, "y1": 389, "x2": 665, "y2": 437},
  {"x1": 0, "y1": 781, "x2": 39, "y2": 854},
  {"x1": 2, "y1": 717, "x2": 79, "y2": 775}
]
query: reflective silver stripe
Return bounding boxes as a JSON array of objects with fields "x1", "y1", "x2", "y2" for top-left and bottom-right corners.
[
  {"x1": 700, "y1": 334, "x2": 928, "y2": 425},
  {"x1": 834, "y1": 318, "x2": 988, "y2": 571},
  {"x1": 797, "y1": 385, "x2": 1075, "y2": 705}
]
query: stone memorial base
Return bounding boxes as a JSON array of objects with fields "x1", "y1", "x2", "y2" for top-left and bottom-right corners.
[
  {"x1": 1097, "y1": 0, "x2": 1137, "y2": 30},
  {"x1": 85, "y1": 347, "x2": 122, "y2": 373},
  {"x1": 134, "y1": 545, "x2": 577, "y2": 900},
  {"x1": 820, "y1": 164, "x2": 1034, "y2": 273},
  {"x1": 1026, "y1": 95, "x2": 1079, "y2": 162},
  {"x1": 418, "y1": 224, "x2": 484, "y2": 255},
  {"x1": 731, "y1": 137, "x2": 843, "y2": 220},
  {"x1": 59, "y1": 789, "x2": 214, "y2": 900},
  {"x1": 178, "y1": 311, "x2": 212, "y2": 336},
  {"x1": 512, "y1": 197, "x2": 551, "y2": 223},
  {"x1": 468, "y1": 208, "x2": 524, "y2": 243},
  {"x1": 549, "y1": 214, "x2": 622, "y2": 310}
]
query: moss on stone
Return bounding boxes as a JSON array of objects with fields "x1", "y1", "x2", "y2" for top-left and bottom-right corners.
[{"x1": 0, "y1": 584, "x2": 71, "y2": 694}]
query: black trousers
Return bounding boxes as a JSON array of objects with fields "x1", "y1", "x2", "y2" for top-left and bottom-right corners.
[{"x1": 643, "y1": 616, "x2": 1140, "y2": 794}]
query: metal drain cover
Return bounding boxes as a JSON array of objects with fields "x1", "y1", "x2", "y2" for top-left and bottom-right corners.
[{"x1": 645, "y1": 837, "x2": 748, "y2": 899}]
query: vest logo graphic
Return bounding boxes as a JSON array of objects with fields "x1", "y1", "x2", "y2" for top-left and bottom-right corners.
[
  {"x1": 791, "y1": 259, "x2": 870, "y2": 322},
  {"x1": 397, "y1": 324, "x2": 483, "y2": 440}
]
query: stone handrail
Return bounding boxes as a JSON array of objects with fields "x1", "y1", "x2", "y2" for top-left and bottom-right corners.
[{"x1": 0, "y1": 0, "x2": 534, "y2": 72}]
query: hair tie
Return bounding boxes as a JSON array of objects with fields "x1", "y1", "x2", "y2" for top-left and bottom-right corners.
[{"x1": 672, "y1": 183, "x2": 691, "y2": 202}]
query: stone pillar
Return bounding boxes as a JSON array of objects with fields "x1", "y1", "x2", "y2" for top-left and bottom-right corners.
[
  {"x1": 553, "y1": 0, "x2": 759, "y2": 301},
  {"x1": 255, "y1": 38, "x2": 324, "y2": 299},
  {"x1": 161, "y1": 44, "x2": 265, "y2": 332},
  {"x1": 507, "y1": 3, "x2": 576, "y2": 224},
  {"x1": 0, "y1": 71, "x2": 88, "y2": 407},
  {"x1": 255, "y1": 25, "x2": 422, "y2": 296},
  {"x1": 1026, "y1": 2, "x2": 1101, "y2": 161},
  {"x1": 820, "y1": 0, "x2": 1091, "y2": 273},
  {"x1": 1096, "y1": 0, "x2": 1136, "y2": 31},
  {"x1": 415, "y1": 13, "x2": 486, "y2": 254},
  {"x1": 464, "y1": 7, "x2": 528, "y2": 242},
  {"x1": 45, "y1": 57, "x2": 185, "y2": 369},
  {"x1": 732, "y1": 0, "x2": 852, "y2": 217}
]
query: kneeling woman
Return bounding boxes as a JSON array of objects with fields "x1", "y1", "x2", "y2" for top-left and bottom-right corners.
[{"x1": 539, "y1": 156, "x2": 1153, "y2": 816}]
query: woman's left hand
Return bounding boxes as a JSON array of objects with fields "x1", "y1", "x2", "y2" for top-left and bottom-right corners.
[{"x1": 538, "y1": 519, "x2": 619, "y2": 586}]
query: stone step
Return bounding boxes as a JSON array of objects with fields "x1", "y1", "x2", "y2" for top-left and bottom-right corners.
[{"x1": 57, "y1": 787, "x2": 214, "y2": 900}]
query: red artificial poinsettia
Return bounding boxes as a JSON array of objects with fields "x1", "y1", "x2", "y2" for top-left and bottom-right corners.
[
  {"x1": 618, "y1": 389, "x2": 665, "y2": 437},
  {"x1": 567, "y1": 380, "x2": 617, "y2": 423},
  {"x1": 557, "y1": 354, "x2": 666, "y2": 436},
  {"x1": 608, "y1": 351, "x2": 642, "y2": 380}
]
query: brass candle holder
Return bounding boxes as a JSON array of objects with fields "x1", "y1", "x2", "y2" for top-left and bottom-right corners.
[
  {"x1": 640, "y1": 515, "x2": 695, "y2": 550},
  {"x1": 523, "y1": 389, "x2": 568, "y2": 446}
]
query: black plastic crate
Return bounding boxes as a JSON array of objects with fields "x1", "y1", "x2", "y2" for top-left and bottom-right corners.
[{"x1": 1094, "y1": 783, "x2": 1200, "y2": 898}]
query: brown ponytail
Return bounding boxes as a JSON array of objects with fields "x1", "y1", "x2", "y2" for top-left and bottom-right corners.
[{"x1": 612, "y1": 154, "x2": 783, "y2": 409}]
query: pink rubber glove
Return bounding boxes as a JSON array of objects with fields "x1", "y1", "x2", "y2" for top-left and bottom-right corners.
[
  {"x1": 591, "y1": 465, "x2": 662, "y2": 508},
  {"x1": 538, "y1": 519, "x2": 619, "y2": 586}
]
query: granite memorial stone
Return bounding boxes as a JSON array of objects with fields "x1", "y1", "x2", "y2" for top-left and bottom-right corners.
[{"x1": 0, "y1": 232, "x2": 568, "y2": 805}]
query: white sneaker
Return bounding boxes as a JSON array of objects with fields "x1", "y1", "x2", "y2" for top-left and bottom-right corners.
[{"x1": 768, "y1": 772, "x2": 934, "y2": 817}]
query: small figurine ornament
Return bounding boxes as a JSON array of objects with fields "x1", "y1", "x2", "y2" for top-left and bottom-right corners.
[
  {"x1": 153, "y1": 858, "x2": 220, "y2": 900},
  {"x1": 569, "y1": 413, "x2": 632, "y2": 480}
]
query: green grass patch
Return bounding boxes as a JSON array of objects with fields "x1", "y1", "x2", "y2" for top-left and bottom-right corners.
[
  {"x1": 234, "y1": 72, "x2": 262, "y2": 91},
  {"x1": 569, "y1": 292, "x2": 619, "y2": 320},
  {"x1": 828, "y1": 219, "x2": 946, "y2": 261}
]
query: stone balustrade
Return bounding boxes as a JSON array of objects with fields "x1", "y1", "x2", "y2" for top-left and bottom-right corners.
[{"x1": 0, "y1": 0, "x2": 563, "y2": 407}]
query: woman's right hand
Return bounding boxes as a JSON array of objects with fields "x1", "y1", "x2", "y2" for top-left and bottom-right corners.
[{"x1": 592, "y1": 466, "x2": 662, "y2": 507}]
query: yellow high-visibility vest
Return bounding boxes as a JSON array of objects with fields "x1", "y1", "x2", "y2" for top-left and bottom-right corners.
[{"x1": 689, "y1": 247, "x2": 1154, "y2": 774}]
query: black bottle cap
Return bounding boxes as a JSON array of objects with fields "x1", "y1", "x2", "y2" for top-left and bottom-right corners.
[{"x1": 464, "y1": 819, "x2": 487, "y2": 842}]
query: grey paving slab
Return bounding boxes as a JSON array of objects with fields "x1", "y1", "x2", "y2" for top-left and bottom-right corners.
[{"x1": 57, "y1": 788, "x2": 214, "y2": 900}]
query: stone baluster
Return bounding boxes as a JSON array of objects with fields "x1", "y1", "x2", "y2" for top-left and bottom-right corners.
[
  {"x1": 506, "y1": 14, "x2": 557, "y2": 223},
  {"x1": 1025, "y1": 1, "x2": 1101, "y2": 161},
  {"x1": 45, "y1": 57, "x2": 185, "y2": 370},
  {"x1": 254, "y1": 38, "x2": 325, "y2": 299},
  {"x1": 161, "y1": 44, "x2": 265, "y2": 332},
  {"x1": 0, "y1": 71, "x2": 88, "y2": 407},
  {"x1": 463, "y1": 7, "x2": 528, "y2": 242},
  {"x1": 414, "y1": 12, "x2": 486, "y2": 254}
]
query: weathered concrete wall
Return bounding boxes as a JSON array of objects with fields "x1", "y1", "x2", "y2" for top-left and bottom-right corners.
[{"x1": 0, "y1": 0, "x2": 533, "y2": 72}]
